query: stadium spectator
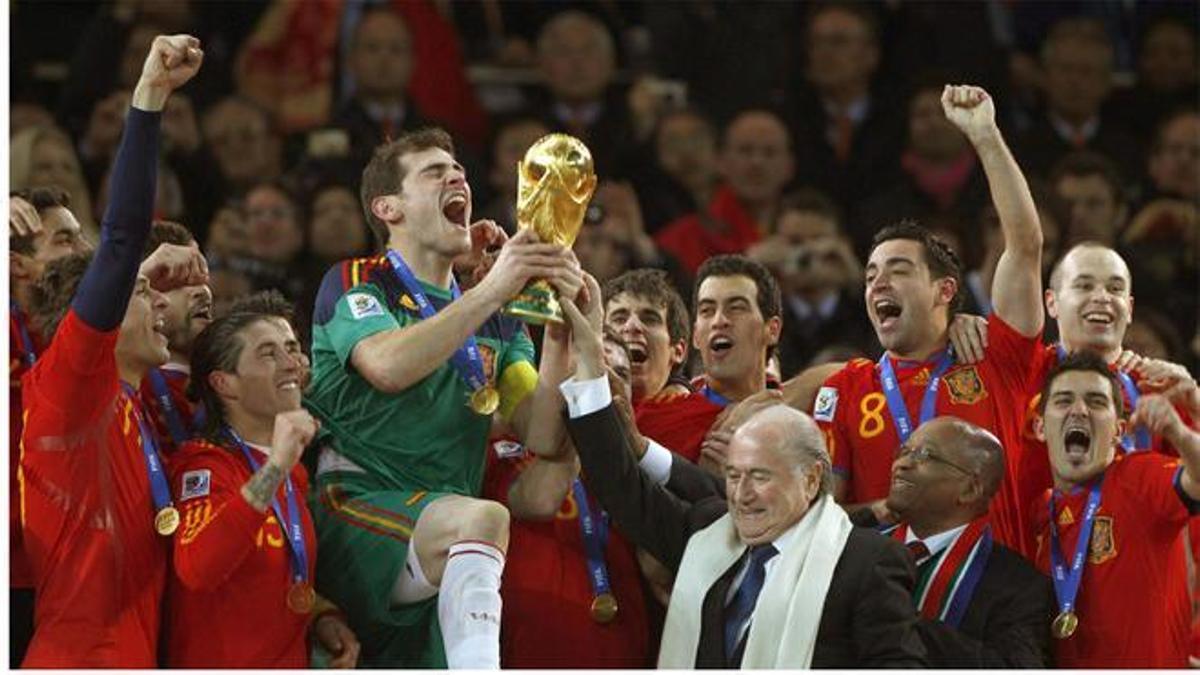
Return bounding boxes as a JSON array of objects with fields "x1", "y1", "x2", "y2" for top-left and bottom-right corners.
[
  {"x1": 1108, "y1": 17, "x2": 1199, "y2": 145},
  {"x1": 749, "y1": 190, "x2": 876, "y2": 377},
  {"x1": 1050, "y1": 152, "x2": 1129, "y2": 247},
  {"x1": 475, "y1": 113, "x2": 549, "y2": 230},
  {"x1": 9, "y1": 125, "x2": 97, "y2": 238},
  {"x1": 855, "y1": 76, "x2": 990, "y2": 257},
  {"x1": 633, "y1": 108, "x2": 720, "y2": 235},
  {"x1": 200, "y1": 95, "x2": 283, "y2": 195},
  {"x1": 1016, "y1": 18, "x2": 1142, "y2": 180},
  {"x1": 655, "y1": 110, "x2": 794, "y2": 278},
  {"x1": 789, "y1": 1, "x2": 905, "y2": 214},
  {"x1": 535, "y1": 10, "x2": 633, "y2": 178}
]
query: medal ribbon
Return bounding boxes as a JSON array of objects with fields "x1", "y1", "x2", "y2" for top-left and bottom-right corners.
[
  {"x1": 384, "y1": 250, "x2": 489, "y2": 395},
  {"x1": 894, "y1": 519, "x2": 993, "y2": 628},
  {"x1": 10, "y1": 299, "x2": 37, "y2": 368},
  {"x1": 226, "y1": 427, "x2": 309, "y2": 587},
  {"x1": 1048, "y1": 475, "x2": 1103, "y2": 622},
  {"x1": 572, "y1": 479, "x2": 614, "y2": 606},
  {"x1": 148, "y1": 368, "x2": 191, "y2": 445},
  {"x1": 1055, "y1": 345, "x2": 1147, "y2": 452},
  {"x1": 119, "y1": 383, "x2": 175, "y2": 519},
  {"x1": 701, "y1": 384, "x2": 731, "y2": 408},
  {"x1": 878, "y1": 348, "x2": 954, "y2": 443}
]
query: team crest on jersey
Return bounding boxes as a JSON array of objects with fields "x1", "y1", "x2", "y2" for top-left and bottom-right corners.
[
  {"x1": 347, "y1": 292, "x2": 385, "y2": 320},
  {"x1": 180, "y1": 469, "x2": 211, "y2": 501},
  {"x1": 478, "y1": 343, "x2": 498, "y2": 383},
  {"x1": 945, "y1": 367, "x2": 987, "y2": 405},
  {"x1": 1089, "y1": 516, "x2": 1117, "y2": 564},
  {"x1": 813, "y1": 387, "x2": 839, "y2": 422}
]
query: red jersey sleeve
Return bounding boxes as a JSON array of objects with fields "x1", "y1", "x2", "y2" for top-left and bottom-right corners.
[
  {"x1": 170, "y1": 441, "x2": 273, "y2": 592},
  {"x1": 814, "y1": 362, "x2": 863, "y2": 486},
  {"x1": 983, "y1": 312, "x2": 1046, "y2": 395},
  {"x1": 22, "y1": 310, "x2": 120, "y2": 440},
  {"x1": 1120, "y1": 453, "x2": 1198, "y2": 532}
]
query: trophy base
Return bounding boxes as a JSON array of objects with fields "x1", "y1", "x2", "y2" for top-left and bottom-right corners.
[{"x1": 503, "y1": 279, "x2": 562, "y2": 325}]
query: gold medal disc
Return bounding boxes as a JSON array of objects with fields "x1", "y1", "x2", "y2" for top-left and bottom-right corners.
[
  {"x1": 287, "y1": 582, "x2": 316, "y2": 614},
  {"x1": 155, "y1": 506, "x2": 180, "y2": 536},
  {"x1": 469, "y1": 385, "x2": 500, "y2": 416},
  {"x1": 1052, "y1": 610, "x2": 1078, "y2": 639},
  {"x1": 590, "y1": 592, "x2": 618, "y2": 624}
]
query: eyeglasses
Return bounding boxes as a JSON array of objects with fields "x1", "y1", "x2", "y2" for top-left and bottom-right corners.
[{"x1": 894, "y1": 444, "x2": 976, "y2": 476}]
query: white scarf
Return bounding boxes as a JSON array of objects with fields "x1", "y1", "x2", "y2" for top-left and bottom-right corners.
[{"x1": 658, "y1": 494, "x2": 852, "y2": 669}]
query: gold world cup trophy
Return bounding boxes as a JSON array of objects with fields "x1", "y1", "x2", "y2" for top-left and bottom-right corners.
[{"x1": 503, "y1": 133, "x2": 597, "y2": 324}]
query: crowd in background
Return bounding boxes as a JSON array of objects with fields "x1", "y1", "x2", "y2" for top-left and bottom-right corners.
[{"x1": 11, "y1": 0, "x2": 1198, "y2": 377}]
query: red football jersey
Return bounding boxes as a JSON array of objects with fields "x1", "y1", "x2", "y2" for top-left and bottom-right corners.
[
  {"x1": 815, "y1": 313, "x2": 1042, "y2": 549},
  {"x1": 10, "y1": 304, "x2": 43, "y2": 589},
  {"x1": 634, "y1": 390, "x2": 724, "y2": 464},
  {"x1": 166, "y1": 437, "x2": 316, "y2": 667},
  {"x1": 20, "y1": 310, "x2": 169, "y2": 667},
  {"x1": 1033, "y1": 453, "x2": 1194, "y2": 668},
  {"x1": 1013, "y1": 347, "x2": 1196, "y2": 557},
  {"x1": 138, "y1": 365, "x2": 200, "y2": 456},
  {"x1": 482, "y1": 438, "x2": 652, "y2": 668}
]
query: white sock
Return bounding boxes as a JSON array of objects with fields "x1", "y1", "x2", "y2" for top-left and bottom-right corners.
[{"x1": 438, "y1": 540, "x2": 505, "y2": 669}]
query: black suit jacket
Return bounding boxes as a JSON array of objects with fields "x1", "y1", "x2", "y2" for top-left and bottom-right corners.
[
  {"x1": 567, "y1": 403, "x2": 926, "y2": 668},
  {"x1": 849, "y1": 510, "x2": 1054, "y2": 667}
]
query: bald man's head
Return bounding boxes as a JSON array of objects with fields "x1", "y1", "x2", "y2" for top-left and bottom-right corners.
[{"x1": 887, "y1": 416, "x2": 1003, "y2": 533}]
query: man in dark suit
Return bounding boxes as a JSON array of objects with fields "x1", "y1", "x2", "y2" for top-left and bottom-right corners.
[
  {"x1": 556, "y1": 275, "x2": 925, "y2": 668},
  {"x1": 855, "y1": 416, "x2": 1054, "y2": 667}
]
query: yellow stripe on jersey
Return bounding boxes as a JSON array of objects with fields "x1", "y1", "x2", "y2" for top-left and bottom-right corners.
[
  {"x1": 498, "y1": 360, "x2": 538, "y2": 422},
  {"x1": 324, "y1": 485, "x2": 414, "y2": 539}
]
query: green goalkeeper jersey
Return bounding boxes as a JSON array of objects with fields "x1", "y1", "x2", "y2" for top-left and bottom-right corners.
[{"x1": 306, "y1": 255, "x2": 537, "y2": 496}]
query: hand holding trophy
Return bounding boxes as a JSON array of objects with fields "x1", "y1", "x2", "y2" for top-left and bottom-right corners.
[{"x1": 503, "y1": 133, "x2": 597, "y2": 324}]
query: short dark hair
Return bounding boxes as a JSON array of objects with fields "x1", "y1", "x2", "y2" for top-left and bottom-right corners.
[
  {"x1": 143, "y1": 220, "x2": 197, "y2": 260},
  {"x1": 226, "y1": 289, "x2": 296, "y2": 325},
  {"x1": 775, "y1": 188, "x2": 842, "y2": 230},
  {"x1": 807, "y1": 1, "x2": 881, "y2": 44},
  {"x1": 1037, "y1": 350, "x2": 1125, "y2": 419},
  {"x1": 1050, "y1": 151, "x2": 1126, "y2": 206},
  {"x1": 693, "y1": 255, "x2": 782, "y2": 321},
  {"x1": 29, "y1": 251, "x2": 92, "y2": 339},
  {"x1": 603, "y1": 269, "x2": 691, "y2": 347},
  {"x1": 188, "y1": 312, "x2": 276, "y2": 439},
  {"x1": 871, "y1": 221, "x2": 964, "y2": 313},
  {"x1": 360, "y1": 127, "x2": 455, "y2": 252},
  {"x1": 10, "y1": 186, "x2": 71, "y2": 255}
]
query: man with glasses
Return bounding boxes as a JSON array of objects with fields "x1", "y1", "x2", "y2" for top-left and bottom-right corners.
[{"x1": 852, "y1": 416, "x2": 1053, "y2": 667}]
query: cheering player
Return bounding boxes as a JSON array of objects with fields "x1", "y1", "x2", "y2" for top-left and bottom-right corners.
[
  {"x1": 165, "y1": 312, "x2": 358, "y2": 667},
  {"x1": 8, "y1": 188, "x2": 90, "y2": 664},
  {"x1": 137, "y1": 221, "x2": 212, "y2": 454},
  {"x1": 305, "y1": 128, "x2": 583, "y2": 667},
  {"x1": 1032, "y1": 351, "x2": 1200, "y2": 667},
  {"x1": 19, "y1": 35, "x2": 206, "y2": 667},
  {"x1": 1006, "y1": 242, "x2": 1199, "y2": 555},
  {"x1": 814, "y1": 84, "x2": 1045, "y2": 550}
]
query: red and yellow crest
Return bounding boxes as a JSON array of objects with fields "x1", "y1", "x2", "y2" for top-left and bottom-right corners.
[
  {"x1": 1088, "y1": 516, "x2": 1117, "y2": 565},
  {"x1": 945, "y1": 366, "x2": 988, "y2": 405},
  {"x1": 477, "y1": 343, "x2": 498, "y2": 383}
]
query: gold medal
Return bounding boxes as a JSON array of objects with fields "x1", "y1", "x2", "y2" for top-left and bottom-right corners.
[
  {"x1": 590, "y1": 592, "x2": 618, "y2": 624},
  {"x1": 469, "y1": 385, "x2": 500, "y2": 416},
  {"x1": 287, "y1": 582, "x2": 316, "y2": 614},
  {"x1": 1052, "y1": 610, "x2": 1078, "y2": 639},
  {"x1": 155, "y1": 506, "x2": 180, "y2": 536}
]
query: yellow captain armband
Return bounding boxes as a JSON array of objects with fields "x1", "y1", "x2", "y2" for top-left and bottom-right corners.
[{"x1": 497, "y1": 360, "x2": 539, "y2": 422}]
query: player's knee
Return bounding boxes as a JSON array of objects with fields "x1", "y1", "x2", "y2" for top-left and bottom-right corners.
[{"x1": 458, "y1": 499, "x2": 510, "y2": 541}]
